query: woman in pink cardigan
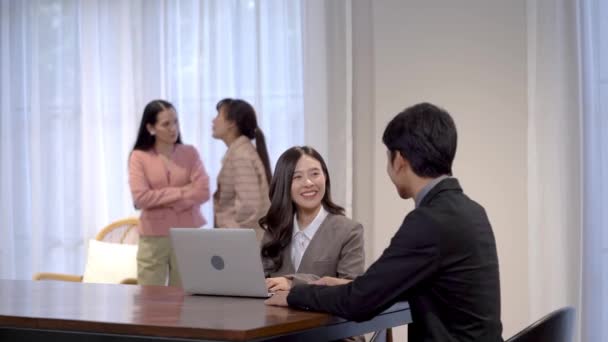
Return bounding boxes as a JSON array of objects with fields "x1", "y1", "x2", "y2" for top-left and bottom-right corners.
[{"x1": 129, "y1": 100, "x2": 210, "y2": 286}]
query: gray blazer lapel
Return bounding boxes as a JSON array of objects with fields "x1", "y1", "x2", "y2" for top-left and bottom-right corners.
[
  {"x1": 280, "y1": 244, "x2": 296, "y2": 274},
  {"x1": 296, "y1": 214, "x2": 333, "y2": 272}
]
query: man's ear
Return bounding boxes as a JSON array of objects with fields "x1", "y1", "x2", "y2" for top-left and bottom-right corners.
[{"x1": 393, "y1": 151, "x2": 408, "y2": 172}]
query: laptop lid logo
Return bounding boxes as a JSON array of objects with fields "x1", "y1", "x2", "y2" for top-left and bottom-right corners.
[{"x1": 211, "y1": 255, "x2": 225, "y2": 270}]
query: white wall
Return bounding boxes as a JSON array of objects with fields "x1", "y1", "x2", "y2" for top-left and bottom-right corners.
[{"x1": 352, "y1": 0, "x2": 529, "y2": 339}]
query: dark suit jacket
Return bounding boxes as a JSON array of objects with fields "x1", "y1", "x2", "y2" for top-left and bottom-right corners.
[
  {"x1": 288, "y1": 178, "x2": 503, "y2": 342},
  {"x1": 264, "y1": 214, "x2": 365, "y2": 285}
]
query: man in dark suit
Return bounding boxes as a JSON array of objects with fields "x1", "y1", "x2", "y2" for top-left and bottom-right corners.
[{"x1": 265, "y1": 103, "x2": 503, "y2": 342}]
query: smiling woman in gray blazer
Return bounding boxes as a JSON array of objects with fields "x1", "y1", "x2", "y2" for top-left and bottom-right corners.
[{"x1": 260, "y1": 146, "x2": 365, "y2": 292}]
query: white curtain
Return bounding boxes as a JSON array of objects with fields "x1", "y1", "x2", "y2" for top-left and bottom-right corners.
[
  {"x1": 301, "y1": 0, "x2": 353, "y2": 216},
  {"x1": 580, "y1": 0, "x2": 608, "y2": 340},
  {"x1": 527, "y1": 0, "x2": 582, "y2": 321},
  {"x1": 0, "y1": 0, "x2": 304, "y2": 280},
  {"x1": 528, "y1": 0, "x2": 607, "y2": 341}
]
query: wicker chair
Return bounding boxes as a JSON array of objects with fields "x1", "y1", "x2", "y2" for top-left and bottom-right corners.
[{"x1": 32, "y1": 217, "x2": 140, "y2": 284}]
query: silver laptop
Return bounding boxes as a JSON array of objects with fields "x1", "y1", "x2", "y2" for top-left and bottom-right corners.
[{"x1": 170, "y1": 228, "x2": 271, "y2": 298}]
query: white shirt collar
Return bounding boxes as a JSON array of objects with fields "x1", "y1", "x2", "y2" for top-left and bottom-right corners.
[{"x1": 292, "y1": 206, "x2": 328, "y2": 240}]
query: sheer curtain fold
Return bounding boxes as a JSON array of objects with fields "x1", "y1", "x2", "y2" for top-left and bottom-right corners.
[
  {"x1": 0, "y1": 0, "x2": 15, "y2": 278},
  {"x1": 527, "y1": 0, "x2": 582, "y2": 332},
  {"x1": 0, "y1": 0, "x2": 304, "y2": 280},
  {"x1": 529, "y1": 0, "x2": 607, "y2": 341},
  {"x1": 580, "y1": 0, "x2": 608, "y2": 340},
  {"x1": 302, "y1": 0, "x2": 353, "y2": 215}
]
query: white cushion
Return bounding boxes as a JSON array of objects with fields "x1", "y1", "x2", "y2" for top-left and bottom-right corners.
[{"x1": 82, "y1": 239, "x2": 138, "y2": 284}]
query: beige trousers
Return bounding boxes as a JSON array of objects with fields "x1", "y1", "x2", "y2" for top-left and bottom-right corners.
[{"x1": 137, "y1": 236, "x2": 181, "y2": 287}]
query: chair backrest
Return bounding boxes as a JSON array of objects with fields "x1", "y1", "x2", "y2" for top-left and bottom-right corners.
[
  {"x1": 507, "y1": 307, "x2": 575, "y2": 342},
  {"x1": 95, "y1": 217, "x2": 140, "y2": 245},
  {"x1": 370, "y1": 328, "x2": 392, "y2": 342},
  {"x1": 32, "y1": 217, "x2": 141, "y2": 283}
]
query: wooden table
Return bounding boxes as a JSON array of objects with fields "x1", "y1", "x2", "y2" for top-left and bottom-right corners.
[{"x1": 0, "y1": 279, "x2": 411, "y2": 341}]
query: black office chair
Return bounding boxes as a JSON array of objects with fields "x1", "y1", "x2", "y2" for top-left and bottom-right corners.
[{"x1": 507, "y1": 307, "x2": 575, "y2": 342}]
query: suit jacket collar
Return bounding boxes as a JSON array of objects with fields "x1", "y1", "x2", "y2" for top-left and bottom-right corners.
[
  {"x1": 297, "y1": 213, "x2": 334, "y2": 271},
  {"x1": 414, "y1": 175, "x2": 450, "y2": 208},
  {"x1": 282, "y1": 213, "x2": 334, "y2": 273},
  {"x1": 418, "y1": 177, "x2": 463, "y2": 208}
]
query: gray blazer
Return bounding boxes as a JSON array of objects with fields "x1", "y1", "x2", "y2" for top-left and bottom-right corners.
[{"x1": 264, "y1": 214, "x2": 365, "y2": 286}]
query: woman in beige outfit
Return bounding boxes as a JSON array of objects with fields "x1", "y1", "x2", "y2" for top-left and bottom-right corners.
[{"x1": 212, "y1": 98, "x2": 272, "y2": 239}]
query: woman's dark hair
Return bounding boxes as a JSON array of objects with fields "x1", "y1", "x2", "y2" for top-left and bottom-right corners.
[
  {"x1": 132, "y1": 99, "x2": 182, "y2": 151},
  {"x1": 259, "y1": 146, "x2": 344, "y2": 273},
  {"x1": 216, "y1": 98, "x2": 272, "y2": 184},
  {"x1": 382, "y1": 102, "x2": 457, "y2": 177}
]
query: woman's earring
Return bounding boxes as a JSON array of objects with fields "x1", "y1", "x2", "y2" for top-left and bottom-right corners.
[{"x1": 149, "y1": 131, "x2": 156, "y2": 136}]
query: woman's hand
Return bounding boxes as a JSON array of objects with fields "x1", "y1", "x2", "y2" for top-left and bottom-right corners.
[
  {"x1": 181, "y1": 183, "x2": 195, "y2": 198},
  {"x1": 264, "y1": 290, "x2": 289, "y2": 307},
  {"x1": 265, "y1": 277, "x2": 292, "y2": 292},
  {"x1": 310, "y1": 276, "x2": 352, "y2": 286}
]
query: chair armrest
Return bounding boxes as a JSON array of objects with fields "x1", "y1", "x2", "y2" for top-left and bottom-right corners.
[
  {"x1": 33, "y1": 272, "x2": 83, "y2": 282},
  {"x1": 120, "y1": 277, "x2": 138, "y2": 285}
]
